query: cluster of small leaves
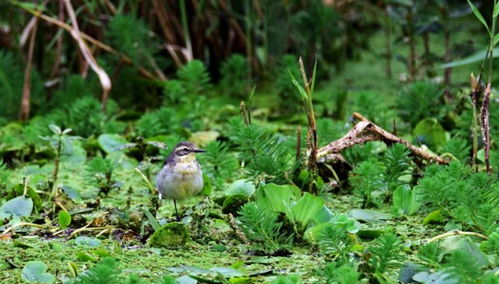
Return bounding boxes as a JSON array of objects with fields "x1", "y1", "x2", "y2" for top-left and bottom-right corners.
[
  {"x1": 107, "y1": 14, "x2": 161, "y2": 71},
  {"x1": 135, "y1": 107, "x2": 178, "y2": 138},
  {"x1": 197, "y1": 141, "x2": 240, "y2": 189},
  {"x1": 316, "y1": 224, "x2": 352, "y2": 258},
  {"x1": 227, "y1": 118, "x2": 294, "y2": 182},
  {"x1": 220, "y1": 54, "x2": 251, "y2": 97},
  {"x1": 414, "y1": 238, "x2": 496, "y2": 283},
  {"x1": 320, "y1": 262, "x2": 360, "y2": 284},
  {"x1": 68, "y1": 257, "x2": 176, "y2": 284},
  {"x1": 349, "y1": 91, "x2": 395, "y2": 129},
  {"x1": 238, "y1": 202, "x2": 289, "y2": 251},
  {"x1": 367, "y1": 233, "x2": 404, "y2": 275},
  {"x1": 0, "y1": 51, "x2": 44, "y2": 120},
  {"x1": 49, "y1": 97, "x2": 123, "y2": 137},
  {"x1": 416, "y1": 161, "x2": 499, "y2": 233},
  {"x1": 440, "y1": 137, "x2": 471, "y2": 163},
  {"x1": 397, "y1": 80, "x2": 444, "y2": 128},
  {"x1": 86, "y1": 157, "x2": 119, "y2": 196},
  {"x1": 349, "y1": 144, "x2": 412, "y2": 207},
  {"x1": 176, "y1": 60, "x2": 211, "y2": 95}
]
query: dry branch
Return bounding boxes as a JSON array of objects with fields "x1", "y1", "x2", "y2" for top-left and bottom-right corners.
[
  {"x1": 18, "y1": 4, "x2": 156, "y2": 80},
  {"x1": 63, "y1": 0, "x2": 111, "y2": 112},
  {"x1": 318, "y1": 112, "x2": 448, "y2": 164}
]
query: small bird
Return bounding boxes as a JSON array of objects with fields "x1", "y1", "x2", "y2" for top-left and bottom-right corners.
[{"x1": 156, "y1": 141, "x2": 205, "y2": 220}]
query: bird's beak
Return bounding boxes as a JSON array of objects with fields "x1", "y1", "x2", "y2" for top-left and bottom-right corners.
[{"x1": 192, "y1": 148, "x2": 205, "y2": 153}]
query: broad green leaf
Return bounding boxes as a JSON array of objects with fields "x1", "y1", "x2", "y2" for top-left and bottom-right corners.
[
  {"x1": 98, "y1": 133, "x2": 128, "y2": 153},
  {"x1": 291, "y1": 193, "x2": 324, "y2": 229},
  {"x1": 458, "y1": 238, "x2": 488, "y2": 267},
  {"x1": 58, "y1": 210, "x2": 71, "y2": 229},
  {"x1": 331, "y1": 214, "x2": 360, "y2": 233},
  {"x1": 413, "y1": 118, "x2": 447, "y2": 149},
  {"x1": 392, "y1": 185, "x2": 420, "y2": 215},
  {"x1": 226, "y1": 179, "x2": 255, "y2": 197},
  {"x1": 22, "y1": 261, "x2": 55, "y2": 283},
  {"x1": 0, "y1": 196, "x2": 33, "y2": 219},
  {"x1": 255, "y1": 183, "x2": 300, "y2": 215},
  {"x1": 494, "y1": 33, "x2": 499, "y2": 47},
  {"x1": 49, "y1": 124, "x2": 61, "y2": 135},
  {"x1": 467, "y1": 0, "x2": 491, "y2": 35},
  {"x1": 495, "y1": 2, "x2": 499, "y2": 18},
  {"x1": 423, "y1": 210, "x2": 443, "y2": 224}
]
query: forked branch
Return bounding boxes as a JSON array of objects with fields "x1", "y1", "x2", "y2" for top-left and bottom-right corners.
[{"x1": 317, "y1": 112, "x2": 448, "y2": 164}]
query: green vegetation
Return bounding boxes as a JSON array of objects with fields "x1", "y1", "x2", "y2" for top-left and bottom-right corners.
[{"x1": 0, "y1": 0, "x2": 498, "y2": 283}]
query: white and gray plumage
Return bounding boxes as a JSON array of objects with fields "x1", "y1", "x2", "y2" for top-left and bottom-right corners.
[{"x1": 156, "y1": 141, "x2": 204, "y2": 220}]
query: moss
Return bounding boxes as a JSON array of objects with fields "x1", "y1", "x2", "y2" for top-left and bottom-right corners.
[{"x1": 147, "y1": 222, "x2": 190, "y2": 248}]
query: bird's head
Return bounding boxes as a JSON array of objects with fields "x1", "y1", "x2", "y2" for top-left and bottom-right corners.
[{"x1": 170, "y1": 141, "x2": 205, "y2": 163}]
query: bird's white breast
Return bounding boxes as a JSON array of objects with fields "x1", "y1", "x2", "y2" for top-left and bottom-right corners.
[{"x1": 156, "y1": 161, "x2": 203, "y2": 200}]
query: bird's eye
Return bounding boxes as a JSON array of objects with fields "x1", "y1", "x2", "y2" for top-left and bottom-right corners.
[{"x1": 176, "y1": 147, "x2": 190, "y2": 155}]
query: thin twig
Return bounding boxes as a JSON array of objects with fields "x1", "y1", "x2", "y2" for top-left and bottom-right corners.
[
  {"x1": 19, "y1": 12, "x2": 38, "y2": 121},
  {"x1": 2, "y1": 223, "x2": 46, "y2": 234},
  {"x1": 63, "y1": 0, "x2": 111, "y2": 112},
  {"x1": 16, "y1": 3, "x2": 157, "y2": 80},
  {"x1": 427, "y1": 230, "x2": 488, "y2": 243}
]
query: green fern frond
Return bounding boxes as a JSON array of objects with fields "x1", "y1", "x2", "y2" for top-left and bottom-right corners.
[
  {"x1": 238, "y1": 202, "x2": 287, "y2": 251},
  {"x1": 368, "y1": 233, "x2": 403, "y2": 274},
  {"x1": 177, "y1": 60, "x2": 211, "y2": 94},
  {"x1": 71, "y1": 257, "x2": 120, "y2": 284}
]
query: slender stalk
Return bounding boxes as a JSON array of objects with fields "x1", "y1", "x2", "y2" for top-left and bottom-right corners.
[
  {"x1": 19, "y1": 13, "x2": 38, "y2": 121},
  {"x1": 51, "y1": 133, "x2": 62, "y2": 196},
  {"x1": 179, "y1": 0, "x2": 193, "y2": 60},
  {"x1": 298, "y1": 58, "x2": 318, "y2": 193}
]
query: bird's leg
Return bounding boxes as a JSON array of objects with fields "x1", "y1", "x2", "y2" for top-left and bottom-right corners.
[{"x1": 173, "y1": 199, "x2": 180, "y2": 221}]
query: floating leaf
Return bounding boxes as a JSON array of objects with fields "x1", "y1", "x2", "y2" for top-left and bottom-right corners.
[
  {"x1": 98, "y1": 133, "x2": 128, "y2": 153},
  {"x1": 348, "y1": 209, "x2": 391, "y2": 223},
  {"x1": 413, "y1": 118, "x2": 446, "y2": 149},
  {"x1": 22, "y1": 261, "x2": 55, "y2": 283},
  {"x1": 226, "y1": 179, "x2": 255, "y2": 197},
  {"x1": 75, "y1": 236, "x2": 101, "y2": 247},
  {"x1": 0, "y1": 196, "x2": 33, "y2": 219}
]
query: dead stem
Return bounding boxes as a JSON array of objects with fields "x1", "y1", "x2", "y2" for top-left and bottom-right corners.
[
  {"x1": 19, "y1": 12, "x2": 38, "y2": 121},
  {"x1": 481, "y1": 83, "x2": 492, "y2": 174}
]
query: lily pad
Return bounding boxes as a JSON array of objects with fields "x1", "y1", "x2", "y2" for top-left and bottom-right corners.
[
  {"x1": 21, "y1": 261, "x2": 55, "y2": 283},
  {"x1": 348, "y1": 209, "x2": 391, "y2": 223},
  {"x1": 0, "y1": 196, "x2": 33, "y2": 219}
]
